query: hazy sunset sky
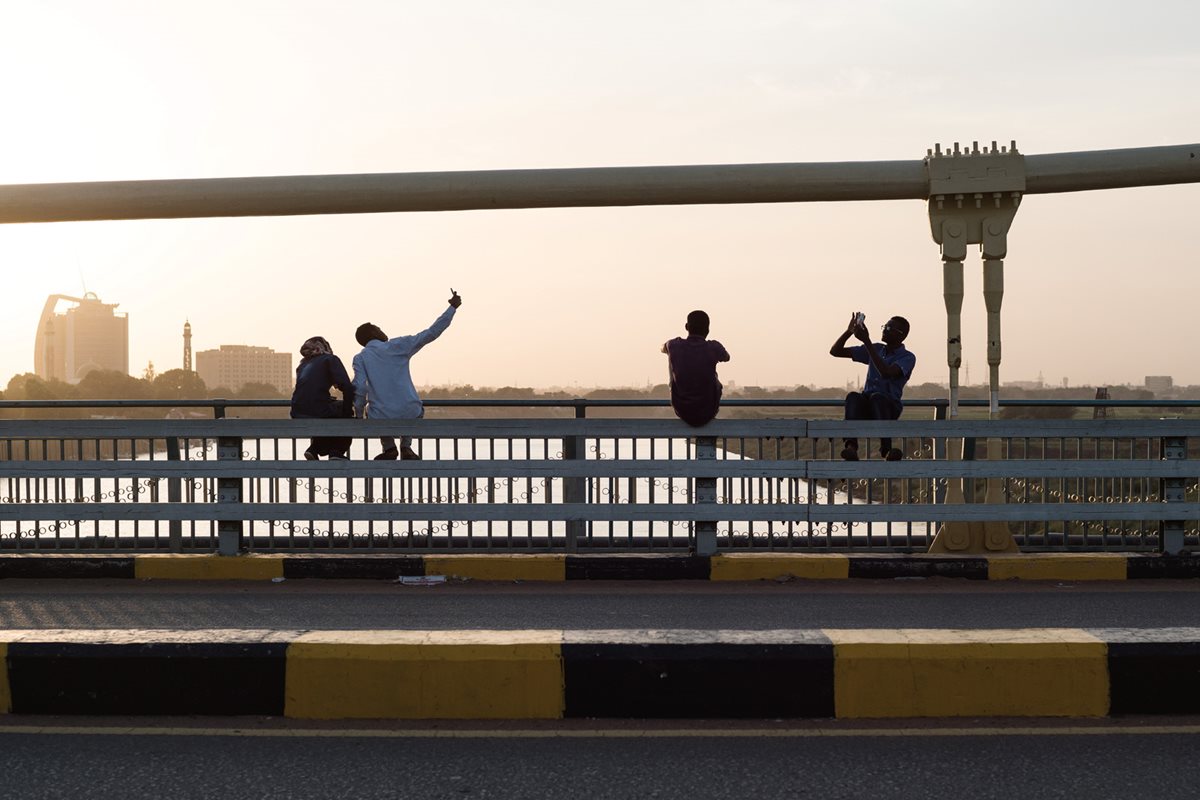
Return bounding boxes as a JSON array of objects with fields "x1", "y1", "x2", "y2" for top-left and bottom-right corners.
[{"x1": 0, "y1": 1, "x2": 1197, "y2": 392}]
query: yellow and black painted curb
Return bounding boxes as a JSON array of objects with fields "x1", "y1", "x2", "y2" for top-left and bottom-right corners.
[
  {"x1": 1, "y1": 628, "x2": 1197, "y2": 719},
  {"x1": 1, "y1": 552, "x2": 1198, "y2": 581}
]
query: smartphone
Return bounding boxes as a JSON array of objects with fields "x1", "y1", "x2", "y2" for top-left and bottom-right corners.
[{"x1": 853, "y1": 312, "x2": 865, "y2": 327}]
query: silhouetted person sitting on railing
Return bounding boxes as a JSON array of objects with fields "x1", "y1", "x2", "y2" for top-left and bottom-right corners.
[
  {"x1": 830, "y1": 313, "x2": 915, "y2": 461},
  {"x1": 290, "y1": 336, "x2": 355, "y2": 460},
  {"x1": 661, "y1": 310, "x2": 731, "y2": 427},
  {"x1": 353, "y1": 289, "x2": 462, "y2": 460}
]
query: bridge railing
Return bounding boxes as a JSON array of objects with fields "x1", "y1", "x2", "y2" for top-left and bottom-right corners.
[
  {"x1": 4, "y1": 396, "x2": 1200, "y2": 419},
  {"x1": 0, "y1": 416, "x2": 1195, "y2": 554}
]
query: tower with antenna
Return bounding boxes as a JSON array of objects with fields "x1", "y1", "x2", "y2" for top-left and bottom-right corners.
[{"x1": 183, "y1": 320, "x2": 192, "y2": 372}]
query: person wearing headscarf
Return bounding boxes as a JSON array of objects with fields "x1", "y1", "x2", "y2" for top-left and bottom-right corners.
[{"x1": 290, "y1": 336, "x2": 356, "y2": 460}]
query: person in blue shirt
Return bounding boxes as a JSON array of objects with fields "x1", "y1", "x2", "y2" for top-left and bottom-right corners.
[
  {"x1": 829, "y1": 313, "x2": 916, "y2": 461},
  {"x1": 353, "y1": 290, "x2": 462, "y2": 460},
  {"x1": 290, "y1": 336, "x2": 355, "y2": 460}
]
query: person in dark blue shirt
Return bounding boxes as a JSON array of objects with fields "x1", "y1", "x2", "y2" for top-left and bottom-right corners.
[
  {"x1": 829, "y1": 314, "x2": 916, "y2": 461},
  {"x1": 290, "y1": 336, "x2": 356, "y2": 460}
]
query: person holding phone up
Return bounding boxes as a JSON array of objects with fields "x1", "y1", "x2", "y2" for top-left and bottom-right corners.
[
  {"x1": 829, "y1": 312, "x2": 916, "y2": 461},
  {"x1": 352, "y1": 289, "x2": 463, "y2": 460}
]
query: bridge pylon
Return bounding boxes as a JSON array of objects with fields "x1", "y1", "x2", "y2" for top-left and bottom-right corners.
[{"x1": 926, "y1": 141, "x2": 1022, "y2": 554}]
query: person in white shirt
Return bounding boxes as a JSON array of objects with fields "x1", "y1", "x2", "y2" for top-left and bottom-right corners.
[{"x1": 352, "y1": 289, "x2": 462, "y2": 460}]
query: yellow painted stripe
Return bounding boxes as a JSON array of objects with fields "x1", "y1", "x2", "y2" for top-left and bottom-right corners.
[
  {"x1": 710, "y1": 554, "x2": 849, "y2": 581},
  {"x1": 827, "y1": 628, "x2": 1109, "y2": 719},
  {"x1": 0, "y1": 643, "x2": 9, "y2": 715},
  {"x1": 423, "y1": 554, "x2": 565, "y2": 582},
  {"x1": 4, "y1": 724, "x2": 1200, "y2": 739},
  {"x1": 285, "y1": 631, "x2": 564, "y2": 719},
  {"x1": 134, "y1": 554, "x2": 284, "y2": 581},
  {"x1": 987, "y1": 554, "x2": 1127, "y2": 581}
]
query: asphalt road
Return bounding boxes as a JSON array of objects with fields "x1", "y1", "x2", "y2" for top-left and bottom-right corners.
[
  {"x1": 3, "y1": 578, "x2": 1200, "y2": 630},
  {"x1": 3, "y1": 718, "x2": 1200, "y2": 799}
]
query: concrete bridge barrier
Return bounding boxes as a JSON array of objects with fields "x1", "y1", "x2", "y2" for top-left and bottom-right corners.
[{"x1": 3, "y1": 627, "x2": 1197, "y2": 720}]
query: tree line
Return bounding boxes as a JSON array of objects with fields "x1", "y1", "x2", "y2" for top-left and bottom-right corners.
[
  {"x1": 0, "y1": 369, "x2": 1179, "y2": 421},
  {"x1": 0, "y1": 370, "x2": 286, "y2": 419}
]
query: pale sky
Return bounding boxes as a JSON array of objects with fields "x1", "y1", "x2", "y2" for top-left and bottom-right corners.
[{"x1": 0, "y1": 0, "x2": 1197, "y2": 392}]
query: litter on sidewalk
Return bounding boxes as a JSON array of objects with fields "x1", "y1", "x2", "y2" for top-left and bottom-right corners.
[{"x1": 395, "y1": 575, "x2": 447, "y2": 586}]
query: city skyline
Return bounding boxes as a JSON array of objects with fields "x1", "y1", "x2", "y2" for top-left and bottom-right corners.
[{"x1": 0, "y1": 2, "x2": 1197, "y2": 393}]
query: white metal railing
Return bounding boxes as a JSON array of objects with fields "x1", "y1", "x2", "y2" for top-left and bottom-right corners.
[{"x1": 0, "y1": 417, "x2": 1195, "y2": 554}]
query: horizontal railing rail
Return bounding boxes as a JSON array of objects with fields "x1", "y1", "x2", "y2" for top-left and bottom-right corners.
[
  {"x1": 0, "y1": 417, "x2": 1194, "y2": 555},
  {"x1": 3, "y1": 397, "x2": 1200, "y2": 416},
  {"x1": 3, "y1": 416, "x2": 1200, "y2": 437},
  {"x1": 3, "y1": 459, "x2": 1195, "y2": 480}
]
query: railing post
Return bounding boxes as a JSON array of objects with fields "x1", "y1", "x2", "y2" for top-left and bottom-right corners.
[
  {"x1": 563, "y1": 401, "x2": 586, "y2": 551},
  {"x1": 216, "y1": 436, "x2": 243, "y2": 555},
  {"x1": 933, "y1": 401, "x2": 947, "y2": 504},
  {"x1": 694, "y1": 436, "x2": 717, "y2": 556},
  {"x1": 1161, "y1": 435, "x2": 1187, "y2": 555},
  {"x1": 166, "y1": 436, "x2": 182, "y2": 552}
]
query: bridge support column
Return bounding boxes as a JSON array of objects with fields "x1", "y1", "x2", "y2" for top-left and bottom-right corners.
[
  {"x1": 979, "y1": 252, "x2": 1015, "y2": 551},
  {"x1": 217, "y1": 436, "x2": 243, "y2": 556},
  {"x1": 926, "y1": 141, "x2": 1024, "y2": 554},
  {"x1": 943, "y1": 256, "x2": 965, "y2": 419}
]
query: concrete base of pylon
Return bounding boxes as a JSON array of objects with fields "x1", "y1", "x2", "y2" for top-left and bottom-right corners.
[{"x1": 928, "y1": 521, "x2": 1019, "y2": 554}]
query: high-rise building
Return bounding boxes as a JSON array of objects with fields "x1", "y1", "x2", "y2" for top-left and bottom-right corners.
[
  {"x1": 195, "y1": 345, "x2": 292, "y2": 393},
  {"x1": 35, "y1": 293, "x2": 129, "y2": 383}
]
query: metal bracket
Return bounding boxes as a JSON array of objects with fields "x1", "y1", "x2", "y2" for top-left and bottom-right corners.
[{"x1": 927, "y1": 140, "x2": 1025, "y2": 258}]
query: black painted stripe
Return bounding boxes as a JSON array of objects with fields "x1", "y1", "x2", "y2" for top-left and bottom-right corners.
[
  {"x1": 1126, "y1": 555, "x2": 1200, "y2": 579},
  {"x1": 0, "y1": 557, "x2": 136, "y2": 580},
  {"x1": 1108, "y1": 641, "x2": 1200, "y2": 714},
  {"x1": 565, "y1": 555, "x2": 711, "y2": 580},
  {"x1": 848, "y1": 557, "x2": 988, "y2": 580},
  {"x1": 563, "y1": 642, "x2": 834, "y2": 718},
  {"x1": 7, "y1": 642, "x2": 286, "y2": 715},
  {"x1": 282, "y1": 556, "x2": 425, "y2": 580}
]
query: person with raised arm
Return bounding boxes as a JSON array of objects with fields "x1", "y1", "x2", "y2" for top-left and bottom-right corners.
[{"x1": 353, "y1": 289, "x2": 462, "y2": 460}]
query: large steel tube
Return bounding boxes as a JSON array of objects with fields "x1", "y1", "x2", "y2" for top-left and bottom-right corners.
[
  {"x1": 0, "y1": 162, "x2": 927, "y2": 224},
  {"x1": 1025, "y1": 143, "x2": 1200, "y2": 194},
  {"x1": 0, "y1": 144, "x2": 1196, "y2": 224}
]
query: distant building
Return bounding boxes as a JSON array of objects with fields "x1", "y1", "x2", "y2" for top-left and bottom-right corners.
[
  {"x1": 183, "y1": 320, "x2": 192, "y2": 372},
  {"x1": 195, "y1": 345, "x2": 292, "y2": 393},
  {"x1": 35, "y1": 293, "x2": 129, "y2": 383},
  {"x1": 1145, "y1": 376, "x2": 1173, "y2": 393}
]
